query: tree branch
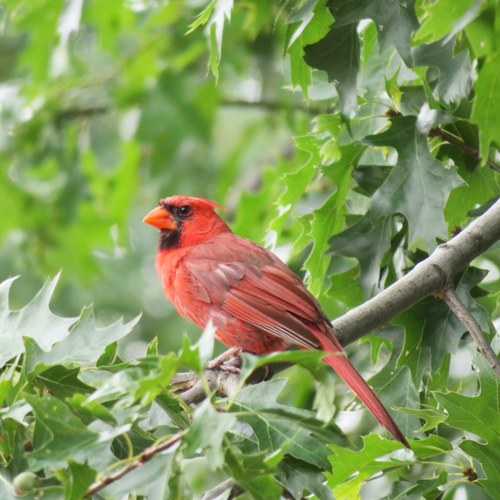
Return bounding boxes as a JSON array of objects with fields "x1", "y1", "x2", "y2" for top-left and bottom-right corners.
[
  {"x1": 440, "y1": 286, "x2": 500, "y2": 377},
  {"x1": 171, "y1": 357, "x2": 293, "y2": 406},
  {"x1": 84, "y1": 430, "x2": 186, "y2": 498},
  {"x1": 331, "y1": 198, "x2": 500, "y2": 347},
  {"x1": 221, "y1": 98, "x2": 330, "y2": 115},
  {"x1": 429, "y1": 127, "x2": 500, "y2": 173}
]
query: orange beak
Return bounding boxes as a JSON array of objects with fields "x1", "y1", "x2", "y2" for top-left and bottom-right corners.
[{"x1": 143, "y1": 206, "x2": 176, "y2": 230}]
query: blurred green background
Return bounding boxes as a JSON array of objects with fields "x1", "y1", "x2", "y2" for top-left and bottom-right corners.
[{"x1": 0, "y1": 0, "x2": 317, "y2": 358}]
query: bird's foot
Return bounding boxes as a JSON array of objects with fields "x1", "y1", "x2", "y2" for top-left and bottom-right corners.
[{"x1": 207, "y1": 347, "x2": 242, "y2": 372}]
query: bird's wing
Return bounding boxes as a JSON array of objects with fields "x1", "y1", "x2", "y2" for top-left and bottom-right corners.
[{"x1": 184, "y1": 234, "x2": 326, "y2": 350}]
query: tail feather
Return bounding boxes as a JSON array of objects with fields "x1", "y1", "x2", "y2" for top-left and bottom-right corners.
[{"x1": 321, "y1": 336, "x2": 410, "y2": 449}]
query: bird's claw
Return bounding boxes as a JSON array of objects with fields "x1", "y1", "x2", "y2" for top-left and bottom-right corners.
[{"x1": 207, "y1": 347, "x2": 242, "y2": 371}]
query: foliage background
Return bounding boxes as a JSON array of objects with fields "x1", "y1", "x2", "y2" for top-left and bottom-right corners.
[{"x1": 1, "y1": 0, "x2": 500, "y2": 499}]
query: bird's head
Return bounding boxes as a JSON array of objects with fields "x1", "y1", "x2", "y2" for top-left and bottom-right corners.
[{"x1": 143, "y1": 195, "x2": 230, "y2": 250}]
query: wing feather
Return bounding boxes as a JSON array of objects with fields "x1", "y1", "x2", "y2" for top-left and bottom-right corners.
[
  {"x1": 224, "y1": 292, "x2": 320, "y2": 349},
  {"x1": 183, "y1": 234, "x2": 329, "y2": 349}
]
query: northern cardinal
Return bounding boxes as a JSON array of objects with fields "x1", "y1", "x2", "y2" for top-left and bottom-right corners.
[{"x1": 144, "y1": 195, "x2": 410, "y2": 448}]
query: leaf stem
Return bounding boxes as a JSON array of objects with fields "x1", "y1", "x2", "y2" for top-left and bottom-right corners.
[
  {"x1": 420, "y1": 445, "x2": 467, "y2": 468},
  {"x1": 418, "y1": 460, "x2": 462, "y2": 470},
  {"x1": 122, "y1": 432, "x2": 134, "y2": 460}
]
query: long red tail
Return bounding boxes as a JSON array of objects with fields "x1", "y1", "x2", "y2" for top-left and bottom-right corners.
[{"x1": 320, "y1": 335, "x2": 410, "y2": 448}]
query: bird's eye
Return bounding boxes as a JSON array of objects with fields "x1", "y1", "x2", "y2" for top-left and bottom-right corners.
[{"x1": 178, "y1": 206, "x2": 192, "y2": 217}]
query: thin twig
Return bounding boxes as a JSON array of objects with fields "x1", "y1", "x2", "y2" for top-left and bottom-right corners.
[
  {"x1": 440, "y1": 286, "x2": 500, "y2": 378},
  {"x1": 221, "y1": 98, "x2": 331, "y2": 115},
  {"x1": 201, "y1": 478, "x2": 244, "y2": 500},
  {"x1": 429, "y1": 127, "x2": 500, "y2": 173},
  {"x1": 84, "y1": 430, "x2": 186, "y2": 497},
  {"x1": 56, "y1": 105, "x2": 109, "y2": 123}
]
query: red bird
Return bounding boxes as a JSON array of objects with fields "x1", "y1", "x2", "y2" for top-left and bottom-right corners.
[{"x1": 144, "y1": 195, "x2": 409, "y2": 448}]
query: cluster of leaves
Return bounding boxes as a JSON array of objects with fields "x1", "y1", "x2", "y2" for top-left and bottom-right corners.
[
  {"x1": 2, "y1": 0, "x2": 500, "y2": 498},
  {"x1": 1, "y1": 277, "x2": 498, "y2": 500}
]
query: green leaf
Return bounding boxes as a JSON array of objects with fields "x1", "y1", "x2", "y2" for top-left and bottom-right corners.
[
  {"x1": 435, "y1": 354, "x2": 500, "y2": 445},
  {"x1": 146, "y1": 336, "x2": 159, "y2": 357},
  {"x1": 24, "y1": 306, "x2": 139, "y2": 374},
  {"x1": 369, "y1": 365, "x2": 422, "y2": 438},
  {"x1": 386, "y1": 472, "x2": 448, "y2": 500},
  {"x1": 286, "y1": 0, "x2": 333, "y2": 98},
  {"x1": 364, "y1": 326, "x2": 423, "y2": 437},
  {"x1": 34, "y1": 365, "x2": 94, "y2": 399},
  {"x1": 361, "y1": 113, "x2": 464, "y2": 250},
  {"x1": 66, "y1": 460, "x2": 97, "y2": 500},
  {"x1": 184, "y1": 398, "x2": 237, "y2": 469},
  {"x1": 277, "y1": 457, "x2": 334, "y2": 500},
  {"x1": 435, "y1": 353, "x2": 500, "y2": 497},
  {"x1": 0, "y1": 400, "x2": 32, "y2": 428},
  {"x1": 186, "y1": 0, "x2": 217, "y2": 34},
  {"x1": 178, "y1": 320, "x2": 216, "y2": 372},
  {"x1": 445, "y1": 158, "x2": 499, "y2": 232},
  {"x1": 412, "y1": 37, "x2": 472, "y2": 103},
  {"x1": 88, "y1": 355, "x2": 178, "y2": 407},
  {"x1": 329, "y1": 214, "x2": 392, "y2": 296},
  {"x1": 327, "y1": 267, "x2": 364, "y2": 308},
  {"x1": 231, "y1": 379, "x2": 333, "y2": 470},
  {"x1": 465, "y1": 5, "x2": 497, "y2": 58},
  {"x1": 0, "y1": 274, "x2": 76, "y2": 369},
  {"x1": 330, "y1": 114, "x2": 464, "y2": 295},
  {"x1": 303, "y1": 167, "x2": 351, "y2": 296},
  {"x1": 460, "y1": 440, "x2": 500, "y2": 498},
  {"x1": 471, "y1": 51, "x2": 500, "y2": 160},
  {"x1": 395, "y1": 406, "x2": 447, "y2": 433},
  {"x1": 269, "y1": 136, "x2": 319, "y2": 236},
  {"x1": 327, "y1": 434, "x2": 409, "y2": 499},
  {"x1": 197, "y1": 0, "x2": 233, "y2": 77},
  {"x1": 385, "y1": 68, "x2": 401, "y2": 110},
  {"x1": 392, "y1": 308, "x2": 430, "y2": 384},
  {"x1": 351, "y1": 165, "x2": 391, "y2": 197},
  {"x1": 65, "y1": 393, "x2": 117, "y2": 425},
  {"x1": 96, "y1": 342, "x2": 118, "y2": 367},
  {"x1": 415, "y1": 0, "x2": 477, "y2": 43},
  {"x1": 328, "y1": 0, "x2": 420, "y2": 67},
  {"x1": 304, "y1": 23, "x2": 360, "y2": 121},
  {"x1": 408, "y1": 434, "x2": 453, "y2": 459},
  {"x1": 24, "y1": 393, "x2": 98, "y2": 468},
  {"x1": 289, "y1": 40, "x2": 312, "y2": 99},
  {"x1": 240, "y1": 350, "x2": 329, "y2": 386},
  {"x1": 224, "y1": 446, "x2": 282, "y2": 500},
  {"x1": 0, "y1": 478, "x2": 18, "y2": 500}
]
